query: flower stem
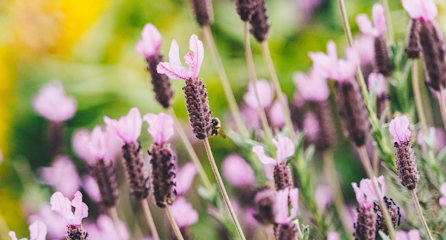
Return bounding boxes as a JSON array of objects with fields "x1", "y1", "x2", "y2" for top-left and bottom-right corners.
[
  {"x1": 109, "y1": 206, "x2": 124, "y2": 240},
  {"x1": 412, "y1": 60, "x2": 428, "y2": 134},
  {"x1": 373, "y1": 148, "x2": 380, "y2": 176},
  {"x1": 379, "y1": 0, "x2": 394, "y2": 45},
  {"x1": 411, "y1": 189, "x2": 434, "y2": 240},
  {"x1": 243, "y1": 21, "x2": 273, "y2": 141},
  {"x1": 165, "y1": 205, "x2": 185, "y2": 240},
  {"x1": 438, "y1": 86, "x2": 446, "y2": 132},
  {"x1": 202, "y1": 24, "x2": 250, "y2": 139},
  {"x1": 261, "y1": 40, "x2": 296, "y2": 142},
  {"x1": 141, "y1": 199, "x2": 160, "y2": 240},
  {"x1": 203, "y1": 138, "x2": 246, "y2": 240},
  {"x1": 167, "y1": 106, "x2": 214, "y2": 193},
  {"x1": 358, "y1": 146, "x2": 397, "y2": 240},
  {"x1": 322, "y1": 150, "x2": 351, "y2": 235}
]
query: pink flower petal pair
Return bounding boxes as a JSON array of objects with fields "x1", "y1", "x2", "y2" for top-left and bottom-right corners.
[
  {"x1": 396, "y1": 230, "x2": 420, "y2": 240},
  {"x1": 170, "y1": 197, "x2": 199, "y2": 227},
  {"x1": 402, "y1": 0, "x2": 437, "y2": 21},
  {"x1": 253, "y1": 136, "x2": 295, "y2": 165},
  {"x1": 275, "y1": 188, "x2": 299, "y2": 224},
  {"x1": 104, "y1": 108, "x2": 143, "y2": 144},
  {"x1": 389, "y1": 116, "x2": 411, "y2": 145},
  {"x1": 50, "y1": 191, "x2": 88, "y2": 226},
  {"x1": 243, "y1": 80, "x2": 274, "y2": 110},
  {"x1": 39, "y1": 156, "x2": 80, "y2": 199},
  {"x1": 176, "y1": 162, "x2": 198, "y2": 195},
  {"x1": 32, "y1": 81, "x2": 77, "y2": 122},
  {"x1": 293, "y1": 69, "x2": 330, "y2": 102},
  {"x1": 222, "y1": 154, "x2": 256, "y2": 187},
  {"x1": 157, "y1": 34, "x2": 204, "y2": 80},
  {"x1": 368, "y1": 72, "x2": 386, "y2": 95},
  {"x1": 356, "y1": 3, "x2": 387, "y2": 37},
  {"x1": 9, "y1": 220, "x2": 47, "y2": 240},
  {"x1": 359, "y1": 175, "x2": 386, "y2": 202},
  {"x1": 143, "y1": 113, "x2": 174, "y2": 145},
  {"x1": 352, "y1": 182, "x2": 373, "y2": 209},
  {"x1": 135, "y1": 23, "x2": 162, "y2": 58}
]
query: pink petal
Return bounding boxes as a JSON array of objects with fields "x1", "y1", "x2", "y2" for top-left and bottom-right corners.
[
  {"x1": 315, "y1": 185, "x2": 333, "y2": 211},
  {"x1": 368, "y1": 72, "x2": 386, "y2": 95},
  {"x1": 288, "y1": 188, "x2": 299, "y2": 221},
  {"x1": 72, "y1": 129, "x2": 95, "y2": 164},
  {"x1": 354, "y1": 34, "x2": 375, "y2": 65},
  {"x1": 170, "y1": 197, "x2": 199, "y2": 227},
  {"x1": 104, "y1": 108, "x2": 142, "y2": 144},
  {"x1": 360, "y1": 178, "x2": 378, "y2": 201},
  {"x1": 72, "y1": 191, "x2": 88, "y2": 226},
  {"x1": 372, "y1": 3, "x2": 387, "y2": 36},
  {"x1": 176, "y1": 162, "x2": 198, "y2": 195},
  {"x1": 389, "y1": 116, "x2": 411, "y2": 145},
  {"x1": 90, "y1": 126, "x2": 107, "y2": 160},
  {"x1": 396, "y1": 231, "x2": 408, "y2": 240},
  {"x1": 402, "y1": 0, "x2": 437, "y2": 21},
  {"x1": 356, "y1": 14, "x2": 377, "y2": 36},
  {"x1": 143, "y1": 113, "x2": 174, "y2": 144},
  {"x1": 376, "y1": 175, "x2": 386, "y2": 197},
  {"x1": 29, "y1": 220, "x2": 47, "y2": 240},
  {"x1": 8, "y1": 231, "x2": 18, "y2": 240},
  {"x1": 408, "y1": 230, "x2": 420, "y2": 240},
  {"x1": 243, "y1": 80, "x2": 274, "y2": 110},
  {"x1": 222, "y1": 154, "x2": 256, "y2": 187},
  {"x1": 95, "y1": 215, "x2": 130, "y2": 240},
  {"x1": 275, "y1": 188, "x2": 289, "y2": 224},
  {"x1": 157, "y1": 40, "x2": 189, "y2": 80},
  {"x1": 327, "y1": 231, "x2": 340, "y2": 240},
  {"x1": 135, "y1": 23, "x2": 162, "y2": 58},
  {"x1": 303, "y1": 112, "x2": 320, "y2": 142},
  {"x1": 272, "y1": 136, "x2": 295, "y2": 163},
  {"x1": 40, "y1": 156, "x2": 80, "y2": 199},
  {"x1": 269, "y1": 99, "x2": 287, "y2": 128},
  {"x1": 252, "y1": 146, "x2": 277, "y2": 165},
  {"x1": 81, "y1": 175, "x2": 101, "y2": 203},
  {"x1": 439, "y1": 197, "x2": 446, "y2": 206},
  {"x1": 352, "y1": 183, "x2": 364, "y2": 207},
  {"x1": 309, "y1": 52, "x2": 334, "y2": 79},
  {"x1": 186, "y1": 34, "x2": 204, "y2": 79},
  {"x1": 50, "y1": 192, "x2": 74, "y2": 225},
  {"x1": 293, "y1": 69, "x2": 330, "y2": 102},
  {"x1": 441, "y1": 182, "x2": 446, "y2": 196},
  {"x1": 30, "y1": 204, "x2": 66, "y2": 239}
]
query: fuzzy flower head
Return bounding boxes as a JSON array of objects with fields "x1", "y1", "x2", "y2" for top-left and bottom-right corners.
[
  {"x1": 50, "y1": 191, "x2": 88, "y2": 227},
  {"x1": 104, "y1": 108, "x2": 143, "y2": 144},
  {"x1": 135, "y1": 23, "x2": 162, "y2": 58},
  {"x1": 309, "y1": 41, "x2": 358, "y2": 82},
  {"x1": 170, "y1": 197, "x2": 199, "y2": 227},
  {"x1": 389, "y1": 116, "x2": 411, "y2": 145},
  {"x1": 157, "y1": 34, "x2": 204, "y2": 80},
  {"x1": 368, "y1": 72, "x2": 386, "y2": 95},
  {"x1": 396, "y1": 230, "x2": 420, "y2": 240},
  {"x1": 252, "y1": 135, "x2": 295, "y2": 166},
  {"x1": 32, "y1": 81, "x2": 77, "y2": 122},
  {"x1": 9, "y1": 220, "x2": 47, "y2": 240},
  {"x1": 143, "y1": 113, "x2": 174, "y2": 145},
  {"x1": 293, "y1": 69, "x2": 330, "y2": 102},
  {"x1": 222, "y1": 154, "x2": 256, "y2": 187},
  {"x1": 356, "y1": 3, "x2": 387, "y2": 37},
  {"x1": 402, "y1": 0, "x2": 437, "y2": 22},
  {"x1": 275, "y1": 188, "x2": 299, "y2": 224},
  {"x1": 243, "y1": 79, "x2": 274, "y2": 110},
  {"x1": 176, "y1": 162, "x2": 198, "y2": 195}
]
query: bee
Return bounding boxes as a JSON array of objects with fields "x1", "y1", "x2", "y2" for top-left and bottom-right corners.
[{"x1": 211, "y1": 117, "x2": 226, "y2": 139}]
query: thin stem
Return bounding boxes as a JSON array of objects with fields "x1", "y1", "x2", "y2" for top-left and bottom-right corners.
[
  {"x1": 373, "y1": 148, "x2": 380, "y2": 176},
  {"x1": 322, "y1": 150, "x2": 350, "y2": 235},
  {"x1": 379, "y1": 0, "x2": 394, "y2": 45},
  {"x1": 203, "y1": 138, "x2": 246, "y2": 240},
  {"x1": 109, "y1": 206, "x2": 124, "y2": 240},
  {"x1": 438, "y1": 86, "x2": 446, "y2": 132},
  {"x1": 141, "y1": 199, "x2": 160, "y2": 240},
  {"x1": 202, "y1": 24, "x2": 250, "y2": 139},
  {"x1": 358, "y1": 146, "x2": 397, "y2": 240},
  {"x1": 412, "y1": 60, "x2": 428, "y2": 134},
  {"x1": 263, "y1": 225, "x2": 275, "y2": 240},
  {"x1": 165, "y1": 205, "x2": 185, "y2": 240},
  {"x1": 261, "y1": 40, "x2": 296, "y2": 142},
  {"x1": 168, "y1": 107, "x2": 214, "y2": 193},
  {"x1": 411, "y1": 189, "x2": 434, "y2": 240},
  {"x1": 243, "y1": 22, "x2": 273, "y2": 141}
]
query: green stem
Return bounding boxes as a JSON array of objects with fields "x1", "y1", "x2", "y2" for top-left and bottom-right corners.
[
  {"x1": 166, "y1": 205, "x2": 185, "y2": 240},
  {"x1": 412, "y1": 60, "x2": 428, "y2": 134},
  {"x1": 202, "y1": 24, "x2": 250, "y2": 139},
  {"x1": 438, "y1": 86, "x2": 446, "y2": 132},
  {"x1": 379, "y1": 0, "x2": 394, "y2": 45},
  {"x1": 411, "y1": 189, "x2": 434, "y2": 240}
]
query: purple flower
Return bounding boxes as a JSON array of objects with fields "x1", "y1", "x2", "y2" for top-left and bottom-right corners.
[
  {"x1": 222, "y1": 154, "x2": 256, "y2": 187},
  {"x1": 352, "y1": 182, "x2": 373, "y2": 209},
  {"x1": 176, "y1": 162, "x2": 198, "y2": 195},
  {"x1": 356, "y1": 3, "x2": 387, "y2": 37},
  {"x1": 293, "y1": 69, "x2": 330, "y2": 102},
  {"x1": 354, "y1": 34, "x2": 375, "y2": 65},
  {"x1": 368, "y1": 72, "x2": 386, "y2": 95},
  {"x1": 143, "y1": 112, "x2": 174, "y2": 145},
  {"x1": 303, "y1": 112, "x2": 320, "y2": 142},
  {"x1": 439, "y1": 182, "x2": 446, "y2": 206},
  {"x1": 389, "y1": 116, "x2": 411, "y2": 145},
  {"x1": 327, "y1": 231, "x2": 340, "y2": 240},
  {"x1": 170, "y1": 197, "x2": 199, "y2": 227},
  {"x1": 359, "y1": 175, "x2": 386, "y2": 201},
  {"x1": 315, "y1": 185, "x2": 333, "y2": 211},
  {"x1": 402, "y1": 0, "x2": 437, "y2": 21},
  {"x1": 104, "y1": 108, "x2": 143, "y2": 144},
  {"x1": 39, "y1": 156, "x2": 80, "y2": 199},
  {"x1": 252, "y1": 135, "x2": 295, "y2": 166},
  {"x1": 28, "y1": 204, "x2": 66, "y2": 239},
  {"x1": 417, "y1": 128, "x2": 445, "y2": 153},
  {"x1": 9, "y1": 220, "x2": 46, "y2": 240},
  {"x1": 396, "y1": 230, "x2": 420, "y2": 240},
  {"x1": 268, "y1": 98, "x2": 288, "y2": 128},
  {"x1": 135, "y1": 23, "x2": 162, "y2": 58},
  {"x1": 32, "y1": 81, "x2": 77, "y2": 122},
  {"x1": 275, "y1": 188, "x2": 299, "y2": 224},
  {"x1": 157, "y1": 34, "x2": 204, "y2": 80},
  {"x1": 81, "y1": 175, "x2": 101, "y2": 203},
  {"x1": 243, "y1": 79, "x2": 274, "y2": 110},
  {"x1": 84, "y1": 215, "x2": 130, "y2": 240},
  {"x1": 50, "y1": 191, "x2": 88, "y2": 227}
]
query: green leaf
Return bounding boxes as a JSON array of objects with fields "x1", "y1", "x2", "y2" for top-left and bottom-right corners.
[
  {"x1": 197, "y1": 185, "x2": 212, "y2": 201},
  {"x1": 304, "y1": 144, "x2": 315, "y2": 165},
  {"x1": 302, "y1": 225, "x2": 310, "y2": 240},
  {"x1": 378, "y1": 231, "x2": 391, "y2": 240}
]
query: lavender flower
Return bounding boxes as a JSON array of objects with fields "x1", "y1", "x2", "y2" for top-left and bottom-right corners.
[
  {"x1": 39, "y1": 156, "x2": 80, "y2": 199},
  {"x1": 222, "y1": 154, "x2": 256, "y2": 188},
  {"x1": 9, "y1": 220, "x2": 47, "y2": 240}
]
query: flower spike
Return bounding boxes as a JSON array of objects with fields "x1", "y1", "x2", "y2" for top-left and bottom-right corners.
[{"x1": 389, "y1": 116, "x2": 411, "y2": 145}]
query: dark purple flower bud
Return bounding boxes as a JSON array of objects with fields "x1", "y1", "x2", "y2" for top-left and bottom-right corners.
[
  {"x1": 249, "y1": 0, "x2": 270, "y2": 42},
  {"x1": 273, "y1": 162, "x2": 293, "y2": 191},
  {"x1": 406, "y1": 19, "x2": 421, "y2": 59},
  {"x1": 253, "y1": 187, "x2": 276, "y2": 225},
  {"x1": 354, "y1": 206, "x2": 376, "y2": 240},
  {"x1": 122, "y1": 142, "x2": 150, "y2": 199},
  {"x1": 148, "y1": 143, "x2": 176, "y2": 208},
  {"x1": 374, "y1": 36, "x2": 392, "y2": 76},
  {"x1": 374, "y1": 197, "x2": 401, "y2": 235},
  {"x1": 190, "y1": 0, "x2": 210, "y2": 26},
  {"x1": 147, "y1": 55, "x2": 173, "y2": 108},
  {"x1": 235, "y1": 0, "x2": 257, "y2": 21},
  {"x1": 91, "y1": 159, "x2": 118, "y2": 208}
]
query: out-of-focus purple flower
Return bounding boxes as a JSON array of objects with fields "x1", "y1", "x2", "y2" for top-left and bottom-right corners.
[
  {"x1": 293, "y1": 69, "x2": 330, "y2": 102},
  {"x1": 39, "y1": 156, "x2": 80, "y2": 199},
  {"x1": 84, "y1": 215, "x2": 130, "y2": 240},
  {"x1": 327, "y1": 231, "x2": 340, "y2": 240},
  {"x1": 275, "y1": 188, "x2": 299, "y2": 224},
  {"x1": 417, "y1": 128, "x2": 445, "y2": 153},
  {"x1": 359, "y1": 175, "x2": 386, "y2": 201},
  {"x1": 170, "y1": 197, "x2": 199, "y2": 227},
  {"x1": 50, "y1": 191, "x2": 88, "y2": 227},
  {"x1": 32, "y1": 81, "x2": 77, "y2": 122},
  {"x1": 135, "y1": 23, "x2": 162, "y2": 58},
  {"x1": 389, "y1": 116, "x2": 411, "y2": 145},
  {"x1": 240, "y1": 105, "x2": 261, "y2": 130},
  {"x1": 368, "y1": 72, "x2": 386, "y2": 95},
  {"x1": 315, "y1": 185, "x2": 333, "y2": 211},
  {"x1": 157, "y1": 35, "x2": 204, "y2": 80},
  {"x1": 243, "y1": 79, "x2": 274, "y2": 110},
  {"x1": 143, "y1": 113, "x2": 174, "y2": 145},
  {"x1": 402, "y1": 0, "x2": 437, "y2": 21},
  {"x1": 222, "y1": 154, "x2": 256, "y2": 187},
  {"x1": 439, "y1": 182, "x2": 446, "y2": 206},
  {"x1": 356, "y1": 3, "x2": 387, "y2": 37},
  {"x1": 176, "y1": 162, "x2": 198, "y2": 195},
  {"x1": 396, "y1": 229, "x2": 420, "y2": 240},
  {"x1": 104, "y1": 108, "x2": 143, "y2": 144},
  {"x1": 269, "y1": 99, "x2": 288, "y2": 129},
  {"x1": 342, "y1": 205, "x2": 356, "y2": 233},
  {"x1": 29, "y1": 204, "x2": 66, "y2": 239},
  {"x1": 243, "y1": 207, "x2": 258, "y2": 228},
  {"x1": 81, "y1": 175, "x2": 101, "y2": 203},
  {"x1": 296, "y1": 0, "x2": 321, "y2": 23},
  {"x1": 9, "y1": 220, "x2": 47, "y2": 240},
  {"x1": 354, "y1": 34, "x2": 375, "y2": 66},
  {"x1": 309, "y1": 41, "x2": 358, "y2": 82},
  {"x1": 252, "y1": 135, "x2": 295, "y2": 166},
  {"x1": 303, "y1": 112, "x2": 320, "y2": 142}
]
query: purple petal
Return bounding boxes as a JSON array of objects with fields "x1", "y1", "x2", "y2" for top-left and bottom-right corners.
[
  {"x1": 29, "y1": 220, "x2": 47, "y2": 240},
  {"x1": 176, "y1": 162, "x2": 198, "y2": 195},
  {"x1": 252, "y1": 146, "x2": 277, "y2": 165},
  {"x1": 222, "y1": 154, "x2": 256, "y2": 187}
]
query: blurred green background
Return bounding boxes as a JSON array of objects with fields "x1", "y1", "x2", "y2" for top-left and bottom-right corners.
[{"x1": 1, "y1": 0, "x2": 446, "y2": 239}]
